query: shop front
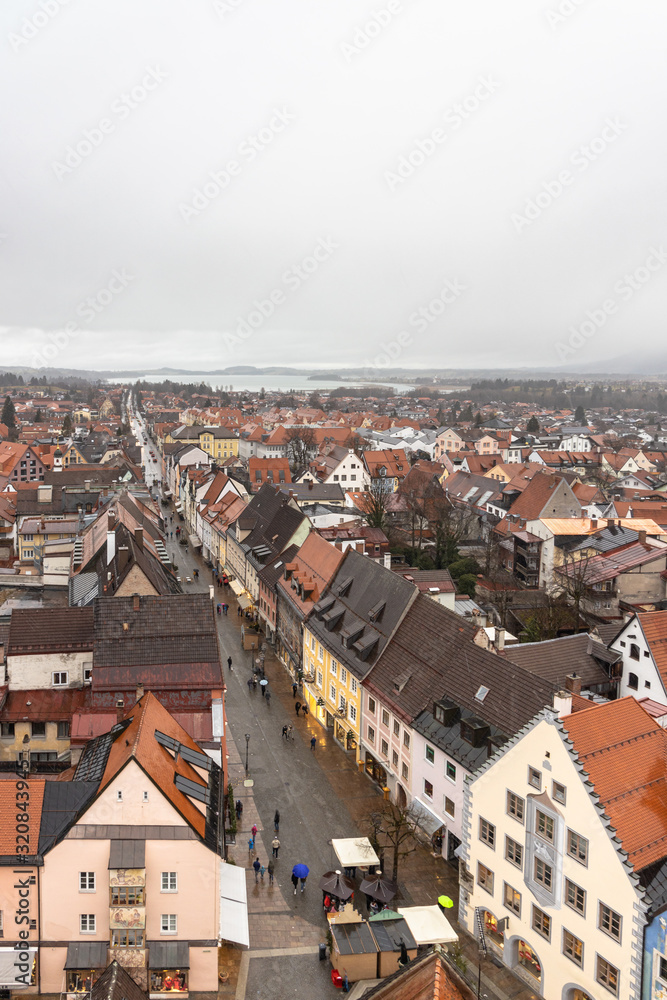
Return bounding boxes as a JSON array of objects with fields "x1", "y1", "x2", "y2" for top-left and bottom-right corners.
[
  {"x1": 481, "y1": 911, "x2": 504, "y2": 951},
  {"x1": 515, "y1": 939, "x2": 542, "y2": 986},
  {"x1": 334, "y1": 717, "x2": 357, "y2": 754},
  {"x1": 364, "y1": 750, "x2": 387, "y2": 788},
  {"x1": 148, "y1": 942, "x2": 189, "y2": 999},
  {"x1": 64, "y1": 942, "x2": 108, "y2": 997}
]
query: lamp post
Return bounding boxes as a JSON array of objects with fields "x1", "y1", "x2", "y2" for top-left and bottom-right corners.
[{"x1": 245, "y1": 734, "x2": 250, "y2": 774}]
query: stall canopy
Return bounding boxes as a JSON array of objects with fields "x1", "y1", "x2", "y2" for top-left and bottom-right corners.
[
  {"x1": 174, "y1": 501, "x2": 183, "y2": 512},
  {"x1": 397, "y1": 906, "x2": 458, "y2": 946},
  {"x1": 332, "y1": 837, "x2": 380, "y2": 869},
  {"x1": 189, "y1": 534, "x2": 202, "y2": 549},
  {"x1": 219, "y1": 861, "x2": 249, "y2": 948},
  {"x1": 148, "y1": 942, "x2": 189, "y2": 969},
  {"x1": 229, "y1": 580, "x2": 244, "y2": 596},
  {"x1": 65, "y1": 942, "x2": 108, "y2": 970},
  {"x1": 410, "y1": 800, "x2": 444, "y2": 839},
  {"x1": 238, "y1": 594, "x2": 253, "y2": 610}
]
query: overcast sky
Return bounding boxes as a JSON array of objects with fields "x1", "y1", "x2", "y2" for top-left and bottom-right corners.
[{"x1": 0, "y1": 0, "x2": 665, "y2": 373}]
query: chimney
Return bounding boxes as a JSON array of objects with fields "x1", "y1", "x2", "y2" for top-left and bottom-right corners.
[
  {"x1": 606, "y1": 518, "x2": 614, "y2": 529},
  {"x1": 133, "y1": 594, "x2": 140, "y2": 612},
  {"x1": 107, "y1": 526, "x2": 116, "y2": 565},
  {"x1": 590, "y1": 518, "x2": 598, "y2": 530},
  {"x1": 136, "y1": 682, "x2": 144, "y2": 702},
  {"x1": 135, "y1": 526, "x2": 143, "y2": 550},
  {"x1": 383, "y1": 552, "x2": 392, "y2": 570},
  {"x1": 116, "y1": 698, "x2": 125, "y2": 724},
  {"x1": 84, "y1": 479, "x2": 91, "y2": 492},
  {"x1": 565, "y1": 672, "x2": 581, "y2": 696},
  {"x1": 496, "y1": 627, "x2": 506, "y2": 652},
  {"x1": 639, "y1": 529, "x2": 647, "y2": 545},
  {"x1": 308, "y1": 480, "x2": 313, "y2": 491}
]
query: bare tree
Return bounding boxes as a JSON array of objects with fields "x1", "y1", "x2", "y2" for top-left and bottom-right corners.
[
  {"x1": 285, "y1": 426, "x2": 315, "y2": 471},
  {"x1": 360, "y1": 482, "x2": 392, "y2": 532},
  {"x1": 367, "y1": 800, "x2": 420, "y2": 883}
]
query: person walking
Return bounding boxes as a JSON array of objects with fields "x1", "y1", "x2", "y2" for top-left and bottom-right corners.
[
  {"x1": 247, "y1": 678, "x2": 254, "y2": 694},
  {"x1": 267, "y1": 860, "x2": 275, "y2": 886},
  {"x1": 292, "y1": 682, "x2": 298, "y2": 698},
  {"x1": 217, "y1": 603, "x2": 222, "y2": 616},
  {"x1": 253, "y1": 857, "x2": 261, "y2": 883},
  {"x1": 235, "y1": 799, "x2": 243, "y2": 822},
  {"x1": 274, "y1": 810, "x2": 280, "y2": 834},
  {"x1": 301, "y1": 703, "x2": 308, "y2": 719},
  {"x1": 295, "y1": 701, "x2": 301, "y2": 717},
  {"x1": 299, "y1": 874, "x2": 308, "y2": 894},
  {"x1": 310, "y1": 736, "x2": 316, "y2": 751},
  {"x1": 272, "y1": 836, "x2": 280, "y2": 858},
  {"x1": 227, "y1": 656, "x2": 232, "y2": 671},
  {"x1": 282, "y1": 724, "x2": 289, "y2": 739},
  {"x1": 252, "y1": 676, "x2": 257, "y2": 690},
  {"x1": 260, "y1": 864, "x2": 266, "y2": 882},
  {"x1": 265, "y1": 690, "x2": 271, "y2": 706},
  {"x1": 223, "y1": 604, "x2": 228, "y2": 615},
  {"x1": 251, "y1": 824, "x2": 258, "y2": 840},
  {"x1": 248, "y1": 835, "x2": 255, "y2": 853},
  {"x1": 260, "y1": 683, "x2": 266, "y2": 698},
  {"x1": 291, "y1": 871, "x2": 299, "y2": 896}
]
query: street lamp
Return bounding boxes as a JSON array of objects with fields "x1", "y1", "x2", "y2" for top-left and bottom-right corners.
[{"x1": 245, "y1": 734, "x2": 250, "y2": 773}]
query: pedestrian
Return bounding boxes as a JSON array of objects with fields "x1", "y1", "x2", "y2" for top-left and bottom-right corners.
[
  {"x1": 310, "y1": 736, "x2": 316, "y2": 751},
  {"x1": 248, "y1": 836, "x2": 254, "y2": 852},
  {"x1": 295, "y1": 701, "x2": 301, "y2": 717},
  {"x1": 260, "y1": 864, "x2": 266, "y2": 882},
  {"x1": 301, "y1": 703, "x2": 308, "y2": 718},
  {"x1": 170, "y1": 531, "x2": 173, "y2": 539},
  {"x1": 292, "y1": 682, "x2": 297, "y2": 698},
  {"x1": 251, "y1": 824, "x2": 258, "y2": 840},
  {"x1": 253, "y1": 857, "x2": 261, "y2": 883},
  {"x1": 217, "y1": 603, "x2": 222, "y2": 616},
  {"x1": 252, "y1": 676, "x2": 257, "y2": 690},
  {"x1": 291, "y1": 872, "x2": 299, "y2": 895},
  {"x1": 299, "y1": 874, "x2": 307, "y2": 894},
  {"x1": 274, "y1": 810, "x2": 280, "y2": 833},
  {"x1": 267, "y1": 860, "x2": 275, "y2": 885},
  {"x1": 227, "y1": 656, "x2": 232, "y2": 671},
  {"x1": 282, "y1": 725, "x2": 289, "y2": 739},
  {"x1": 272, "y1": 836, "x2": 280, "y2": 858},
  {"x1": 223, "y1": 604, "x2": 228, "y2": 615},
  {"x1": 235, "y1": 799, "x2": 243, "y2": 821},
  {"x1": 248, "y1": 678, "x2": 254, "y2": 694},
  {"x1": 237, "y1": 606, "x2": 242, "y2": 617},
  {"x1": 265, "y1": 690, "x2": 271, "y2": 706}
]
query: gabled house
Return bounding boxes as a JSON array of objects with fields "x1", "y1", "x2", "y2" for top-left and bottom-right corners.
[{"x1": 362, "y1": 450, "x2": 409, "y2": 492}]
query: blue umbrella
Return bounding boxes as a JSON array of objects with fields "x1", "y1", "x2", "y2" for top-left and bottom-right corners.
[{"x1": 292, "y1": 864, "x2": 309, "y2": 879}]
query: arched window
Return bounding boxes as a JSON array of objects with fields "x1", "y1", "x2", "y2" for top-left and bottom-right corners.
[
  {"x1": 628, "y1": 672, "x2": 639, "y2": 690},
  {"x1": 630, "y1": 643, "x2": 640, "y2": 660}
]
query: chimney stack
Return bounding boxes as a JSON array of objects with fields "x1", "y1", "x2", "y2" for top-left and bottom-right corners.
[
  {"x1": 135, "y1": 526, "x2": 143, "y2": 550},
  {"x1": 565, "y1": 672, "x2": 582, "y2": 695},
  {"x1": 136, "y1": 682, "x2": 144, "y2": 702},
  {"x1": 116, "y1": 698, "x2": 125, "y2": 724},
  {"x1": 383, "y1": 552, "x2": 392, "y2": 570},
  {"x1": 133, "y1": 594, "x2": 140, "y2": 612},
  {"x1": 496, "y1": 627, "x2": 506, "y2": 652},
  {"x1": 639, "y1": 529, "x2": 647, "y2": 544},
  {"x1": 84, "y1": 479, "x2": 91, "y2": 492}
]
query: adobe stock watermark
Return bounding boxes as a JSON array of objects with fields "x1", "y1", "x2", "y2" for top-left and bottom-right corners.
[
  {"x1": 51, "y1": 66, "x2": 168, "y2": 180},
  {"x1": 8, "y1": 0, "x2": 74, "y2": 53},
  {"x1": 223, "y1": 237, "x2": 338, "y2": 352},
  {"x1": 384, "y1": 76, "x2": 500, "y2": 191},
  {"x1": 361, "y1": 277, "x2": 467, "y2": 376},
  {"x1": 512, "y1": 117, "x2": 626, "y2": 233},
  {"x1": 31, "y1": 268, "x2": 135, "y2": 368},
  {"x1": 555, "y1": 246, "x2": 667, "y2": 363},
  {"x1": 213, "y1": 0, "x2": 248, "y2": 16},
  {"x1": 545, "y1": 0, "x2": 590, "y2": 29},
  {"x1": 179, "y1": 107, "x2": 295, "y2": 224},
  {"x1": 340, "y1": 0, "x2": 403, "y2": 63}
]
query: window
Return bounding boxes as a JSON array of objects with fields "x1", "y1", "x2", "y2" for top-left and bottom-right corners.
[
  {"x1": 330, "y1": 683, "x2": 336, "y2": 703},
  {"x1": 112, "y1": 929, "x2": 143, "y2": 948},
  {"x1": 401, "y1": 762, "x2": 409, "y2": 781},
  {"x1": 528, "y1": 766, "x2": 541, "y2": 789},
  {"x1": 532, "y1": 906, "x2": 551, "y2": 939},
  {"x1": 161, "y1": 914, "x2": 177, "y2": 934},
  {"x1": 351, "y1": 677, "x2": 357, "y2": 695},
  {"x1": 567, "y1": 829, "x2": 589, "y2": 866},
  {"x1": 143, "y1": 791, "x2": 149, "y2": 802},
  {"x1": 599, "y1": 902, "x2": 622, "y2": 942},
  {"x1": 403, "y1": 731, "x2": 410, "y2": 749},
  {"x1": 339, "y1": 693, "x2": 347, "y2": 713},
  {"x1": 57, "y1": 721, "x2": 70, "y2": 739},
  {"x1": 52, "y1": 671, "x2": 68, "y2": 687},
  {"x1": 563, "y1": 929, "x2": 583, "y2": 967},
  {"x1": 392, "y1": 750, "x2": 399, "y2": 767},
  {"x1": 111, "y1": 887, "x2": 144, "y2": 906},
  {"x1": 627, "y1": 672, "x2": 638, "y2": 690},
  {"x1": 368, "y1": 696, "x2": 376, "y2": 714},
  {"x1": 477, "y1": 863, "x2": 494, "y2": 894},
  {"x1": 116, "y1": 791, "x2": 123, "y2": 802},
  {"x1": 79, "y1": 872, "x2": 95, "y2": 892},
  {"x1": 424, "y1": 779, "x2": 433, "y2": 799},
  {"x1": 317, "y1": 670, "x2": 323, "y2": 688},
  {"x1": 479, "y1": 818, "x2": 496, "y2": 848},
  {"x1": 552, "y1": 781, "x2": 566, "y2": 804},
  {"x1": 565, "y1": 878, "x2": 586, "y2": 915},
  {"x1": 367, "y1": 725, "x2": 375, "y2": 744},
  {"x1": 659, "y1": 956, "x2": 667, "y2": 984},
  {"x1": 382, "y1": 709, "x2": 390, "y2": 727},
  {"x1": 348, "y1": 703, "x2": 357, "y2": 723},
  {"x1": 596, "y1": 956, "x2": 619, "y2": 995},
  {"x1": 444, "y1": 797, "x2": 455, "y2": 818},
  {"x1": 504, "y1": 883, "x2": 521, "y2": 915},
  {"x1": 310, "y1": 635, "x2": 315, "y2": 651},
  {"x1": 506, "y1": 791, "x2": 524, "y2": 823},
  {"x1": 505, "y1": 836, "x2": 523, "y2": 869},
  {"x1": 340, "y1": 668, "x2": 347, "y2": 684},
  {"x1": 31, "y1": 722, "x2": 45, "y2": 738},
  {"x1": 536, "y1": 810, "x2": 554, "y2": 843},
  {"x1": 330, "y1": 658, "x2": 336, "y2": 675},
  {"x1": 425, "y1": 745, "x2": 435, "y2": 764},
  {"x1": 630, "y1": 643, "x2": 640, "y2": 660},
  {"x1": 80, "y1": 914, "x2": 96, "y2": 933},
  {"x1": 446, "y1": 761, "x2": 456, "y2": 782},
  {"x1": 534, "y1": 858, "x2": 552, "y2": 890},
  {"x1": 381, "y1": 739, "x2": 389, "y2": 758},
  {"x1": 393, "y1": 720, "x2": 400, "y2": 737},
  {"x1": 161, "y1": 872, "x2": 177, "y2": 892},
  {"x1": 1, "y1": 722, "x2": 15, "y2": 738}
]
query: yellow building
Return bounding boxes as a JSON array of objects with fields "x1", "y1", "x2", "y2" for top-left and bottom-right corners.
[
  {"x1": 18, "y1": 516, "x2": 81, "y2": 563},
  {"x1": 165, "y1": 425, "x2": 239, "y2": 461},
  {"x1": 302, "y1": 624, "x2": 361, "y2": 756}
]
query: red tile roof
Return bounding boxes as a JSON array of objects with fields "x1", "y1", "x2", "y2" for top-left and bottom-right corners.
[{"x1": 0, "y1": 780, "x2": 45, "y2": 854}]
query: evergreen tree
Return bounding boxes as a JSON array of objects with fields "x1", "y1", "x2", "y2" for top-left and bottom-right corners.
[
  {"x1": 474, "y1": 411, "x2": 483, "y2": 426},
  {"x1": 526, "y1": 415, "x2": 540, "y2": 434},
  {"x1": 574, "y1": 404, "x2": 586, "y2": 424},
  {"x1": 34, "y1": 408, "x2": 43, "y2": 422},
  {"x1": 62, "y1": 414, "x2": 72, "y2": 436},
  {"x1": 2, "y1": 396, "x2": 16, "y2": 428}
]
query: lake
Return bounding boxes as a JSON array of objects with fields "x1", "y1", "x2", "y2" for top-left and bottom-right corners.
[{"x1": 110, "y1": 373, "x2": 416, "y2": 393}]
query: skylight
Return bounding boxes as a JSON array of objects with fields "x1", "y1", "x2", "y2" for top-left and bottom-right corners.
[{"x1": 475, "y1": 685, "x2": 490, "y2": 703}]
